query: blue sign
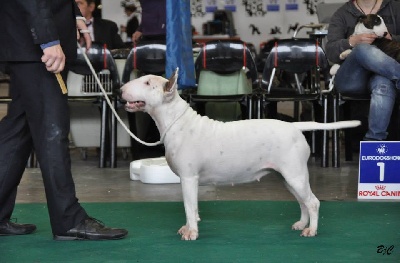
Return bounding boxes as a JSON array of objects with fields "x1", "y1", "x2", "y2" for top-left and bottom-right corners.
[
  {"x1": 285, "y1": 4, "x2": 298, "y2": 10},
  {"x1": 224, "y1": 5, "x2": 236, "y2": 12},
  {"x1": 205, "y1": 6, "x2": 217, "y2": 13},
  {"x1": 359, "y1": 142, "x2": 400, "y2": 184},
  {"x1": 358, "y1": 142, "x2": 400, "y2": 199},
  {"x1": 267, "y1": 4, "x2": 280, "y2": 11}
]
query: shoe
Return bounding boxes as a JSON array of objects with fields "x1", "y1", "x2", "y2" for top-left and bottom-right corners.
[
  {"x1": 0, "y1": 220, "x2": 37, "y2": 236},
  {"x1": 53, "y1": 217, "x2": 128, "y2": 241}
]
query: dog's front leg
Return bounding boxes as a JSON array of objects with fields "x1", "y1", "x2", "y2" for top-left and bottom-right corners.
[
  {"x1": 178, "y1": 175, "x2": 199, "y2": 241},
  {"x1": 339, "y1": 49, "x2": 352, "y2": 59}
]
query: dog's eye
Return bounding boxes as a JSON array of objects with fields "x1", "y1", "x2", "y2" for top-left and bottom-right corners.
[{"x1": 145, "y1": 81, "x2": 150, "y2": 85}]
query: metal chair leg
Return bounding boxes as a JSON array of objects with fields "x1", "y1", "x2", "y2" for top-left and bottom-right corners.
[
  {"x1": 343, "y1": 101, "x2": 354, "y2": 162},
  {"x1": 310, "y1": 102, "x2": 316, "y2": 155},
  {"x1": 321, "y1": 93, "x2": 329, "y2": 168},
  {"x1": 99, "y1": 97, "x2": 107, "y2": 168},
  {"x1": 332, "y1": 94, "x2": 340, "y2": 168},
  {"x1": 256, "y1": 94, "x2": 262, "y2": 119},
  {"x1": 26, "y1": 150, "x2": 37, "y2": 168},
  {"x1": 110, "y1": 97, "x2": 117, "y2": 168},
  {"x1": 247, "y1": 95, "x2": 253, "y2": 119}
]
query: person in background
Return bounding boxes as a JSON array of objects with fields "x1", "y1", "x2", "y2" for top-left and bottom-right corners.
[
  {"x1": 76, "y1": 0, "x2": 124, "y2": 50},
  {"x1": 132, "y1": 0, "x2": 166, "y2": 43},
  {"x1": 0, "y1": 0, "x2": 128, "y2": 241},
  {"x1": 120, "y1": 0, "x2": 140, "y2": 42},
  {"x1": 325, "y1": 0, "x2": 400, "y2": 141},
  {"x1": 126, "y1": 0, "x2": 167, "y2": 160}
]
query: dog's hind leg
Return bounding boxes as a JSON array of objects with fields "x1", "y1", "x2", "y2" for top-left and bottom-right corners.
[
  {"x1": 281, "y1": 168, "x2": 320, "y2": 237},
  {"x1": 284, "y1": 182, "x2": 309, "y2": 230},
  {"x1": 178, "y1": 175, "x2": 200, "y2": 241}
]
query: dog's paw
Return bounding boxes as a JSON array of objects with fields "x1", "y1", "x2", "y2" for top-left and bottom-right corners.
[
  {"x1": 300, "y1": 228, "x2": 317, "y2": 237},
  {"x1": 291, "y1": 221, "x2": 307, "y2": 231},
  {"x1": 178, "y1": 225, "x2": 198, "y2": 241},
  {"x1": 329, "y1": 64, "x2": 340, "y2": 76}
]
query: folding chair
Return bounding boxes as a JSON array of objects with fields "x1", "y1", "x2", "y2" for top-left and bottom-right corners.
[
  {"x1": 67, "y1": 42, "x2": 121, "y2": 167},
  {"x1": 120, "y1": 42, "x2": 167, "y2": 160},
  {"x1": 260, "y1": 38, "x2": 331, "y2": 167},
  {"x1": 191, "y1": 40, "x2": 259, "y2": 121}
]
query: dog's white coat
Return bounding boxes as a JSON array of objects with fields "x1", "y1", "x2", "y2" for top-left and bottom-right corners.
[{"x1": 120, "y1": 71, "x2": 360, "y2": 241}]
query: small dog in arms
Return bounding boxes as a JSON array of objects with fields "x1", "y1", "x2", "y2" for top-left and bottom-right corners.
[
  {"x1": 330, "y1": 14, "x2": 396, "y2": 75},
  {"x1": 120, "y1": 69, "x2": 360, "y2": 240}
]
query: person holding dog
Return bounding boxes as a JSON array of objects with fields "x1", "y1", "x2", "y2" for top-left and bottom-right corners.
[
  {"x1": 0, "y1": 0, "x2": 128, "y2": 240},
  {"x1": 325, "y1": 0, "x2": 400, "y2": 141}
]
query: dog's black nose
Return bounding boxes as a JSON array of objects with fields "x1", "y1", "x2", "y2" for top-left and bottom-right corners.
[{"x1": 114, "y1": 88, "x2": 127, "y2": 104}]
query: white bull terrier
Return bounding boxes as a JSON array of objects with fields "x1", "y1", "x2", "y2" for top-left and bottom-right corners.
[{"x1": 120, "y1": 69, "x2": 360, "y2": 241}]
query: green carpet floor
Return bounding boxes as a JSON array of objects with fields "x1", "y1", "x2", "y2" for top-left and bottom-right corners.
[{"x1": 1, "y1": 201, "x2": 399, "y2": 263}]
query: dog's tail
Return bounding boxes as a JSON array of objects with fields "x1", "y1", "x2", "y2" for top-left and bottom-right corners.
[{"x1": 292, "y1": 120, "x2": 361, "y2": 131}]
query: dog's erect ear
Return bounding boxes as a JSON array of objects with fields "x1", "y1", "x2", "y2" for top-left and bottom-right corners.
[
  {"x1": 164, "y1": 68, "x2": 179, "y2": 93},
  {"x1": 163, "y1": 68, "x2": 179, "y2": 100},
  {"x1": 357, "y1": 15, "x2": 367, "y2": 23}
]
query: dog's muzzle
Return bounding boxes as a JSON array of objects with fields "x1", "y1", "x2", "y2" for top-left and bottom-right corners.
[{"x1": 116, "y1": 89, "x2": 127, "y2": 104}]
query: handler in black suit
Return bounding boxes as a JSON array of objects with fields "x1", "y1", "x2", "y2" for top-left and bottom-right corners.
[
  {"x1": 0, "y1": 0, "x2": 128, "y2": 240},
  {"x1": 76, "y1": 0, "x2": 125, "y2": 50}
]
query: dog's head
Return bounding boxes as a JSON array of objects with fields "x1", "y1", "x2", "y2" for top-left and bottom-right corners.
[
  {"x1": 354, "y1": 14, "x2": 388, "y2": 37},
  {"x1": 120, "y1": 68, "x2": 179, "y2": 113}
]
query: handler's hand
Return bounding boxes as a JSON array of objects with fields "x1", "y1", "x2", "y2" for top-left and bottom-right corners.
[
  {"x1": 132, "y1": 31, "x2": 142, "y2": 43},
  {"x1": 76, "y1": 18, "x2": 92, "y2": 50},
  {"x1": 41, "y1": 44, "x2": 65, "y2": 73},
  {"x1": 351, "y1": 33, "x2": 378, "y2": 46}
]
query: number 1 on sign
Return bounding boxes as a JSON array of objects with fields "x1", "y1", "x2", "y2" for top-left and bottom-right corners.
[{"x1": 377, "y1": 162, "x2": 385, "y2": 182}]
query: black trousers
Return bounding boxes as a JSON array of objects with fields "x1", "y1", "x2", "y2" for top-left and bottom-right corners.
[{"x1": 0, "y1": 62, "x2": 87, "y2": 235}]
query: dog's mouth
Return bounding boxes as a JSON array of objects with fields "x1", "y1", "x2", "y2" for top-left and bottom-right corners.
[
  {"x1": 375, "y1": 31, "x2": 388, "y2": 38},
  {"x1": 124, "y1": 100, "x2": 146, "y2": 112}
]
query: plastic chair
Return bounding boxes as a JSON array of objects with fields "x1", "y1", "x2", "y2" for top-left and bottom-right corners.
[
  {"x1": 331, "y1": 92, "x2": 370, "y2": 165},
  {"x1": 120, "y1": 42, "x2": 167, "y2": 160},
  {"x1": 256, "y1": 39, "x2": 278, "y2": 73},
  {"x1": 260, "y1": 38, "x2": 331, "y2": 167},
  {"x1": 314, "y1": 1, "x2": 367, "y2": 167},
  {"x1": 331, "y1": 88, "x2": 400, "y2": 166},
  {"x1": 67, "y1": 42, "x2": 121, "y2": 168},
  {"x1": 121, "y1": 41, "x2": 166, "y2": 82},
  {"x1": 191, "y1": 40, "x2": 259, "y2": 121},
  {"x1": 109, "y1": 48, "x2": 133, "y2": 165}
]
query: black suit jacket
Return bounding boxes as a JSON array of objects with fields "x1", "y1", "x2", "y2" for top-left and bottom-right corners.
[
  {"x1": 0, "y1": 0, "x2": 79, "y2": 62},
  {"x1": 93, "y1": 18, "x2": 124, "y2": 50}
]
